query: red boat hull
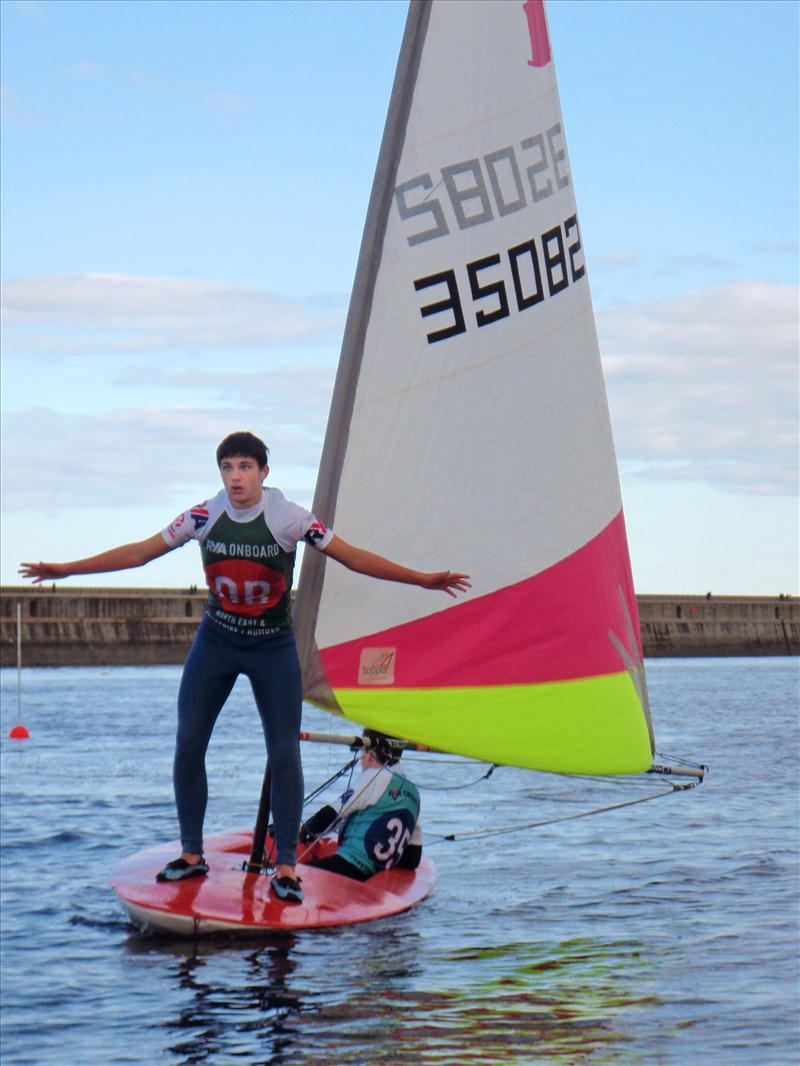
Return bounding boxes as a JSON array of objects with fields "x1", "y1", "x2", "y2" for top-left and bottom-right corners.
[{"x1": 109, "y1": 830, "x2": 436, "y2": 935}]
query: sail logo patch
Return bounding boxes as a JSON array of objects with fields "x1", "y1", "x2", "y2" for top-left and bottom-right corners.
[{"x1": 358, "y1": 648, "x2": 396, "y2": 686}]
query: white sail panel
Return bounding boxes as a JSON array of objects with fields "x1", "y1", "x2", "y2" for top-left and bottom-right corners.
[{"x1": 311, "y1": 0, "x2": 621, "y2": 652}]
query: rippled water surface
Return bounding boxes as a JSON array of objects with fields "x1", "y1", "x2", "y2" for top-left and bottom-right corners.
[{"x1": 1, "y1": 658, "x2": 798, "y2": 1064}]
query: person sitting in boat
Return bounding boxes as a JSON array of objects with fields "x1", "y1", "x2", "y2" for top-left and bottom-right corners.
[
  {"x1": 18, "y1": 431, "x2": 467, "y2": 906},
  {"x1": 299, "y1": 729, "x2": 422, "y2": 881}
]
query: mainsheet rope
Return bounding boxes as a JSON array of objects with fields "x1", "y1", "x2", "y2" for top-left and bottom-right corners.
[
  {"x1": 404, "y1": 762, "x2": 498, "y2": 790},
  {"x1": 297, "y1": 749, "x2": 704, "y2": 851},
  {"x1": 424, "y1": 779, "x2": 698, "y2": 845}
]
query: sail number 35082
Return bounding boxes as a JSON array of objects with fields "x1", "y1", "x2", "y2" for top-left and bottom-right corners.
[{"x1": 413, "y1": 213, "x2": 585, "y2": 344}]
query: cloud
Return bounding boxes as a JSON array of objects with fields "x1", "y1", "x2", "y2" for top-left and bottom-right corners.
[
  {"x1": 0, "y1": 84, "x2": 32, "y2": 124},
  {"x1": 592, "y1": 251, "x2": 643, "y2": 267},
  {"x1": 1, "y1": 273, "x2": 345, "y2": 354},
  {"x1": 747, "y1": 243, "x2": 799, "y2": 257},
  {"x1": 588, "y1": 249, "x2": 748, "y2": 301},
  {"x1": 0, "y1": 406, "x2": 326, "y2": 511},
  {"x1": 597, "y1": 280, "x2": 799, "y2": 496},
  {"x1": 61, "y1": 61, "x2": 109, "y2": 80},
  {"x1": 114, "y1": 362, "x2": 336, "y2": 435},
  {"x1": 632, "y1": 460, "x2": 797, "y2": 497},
  {"x1": 14, "y1": 0, "x2": 46, "y2": 23},
  {"x1": 3, "y1": 276, "x2": 796, "y2": 507},
  {"x1": 0, "y1": 275, "x2": 343, "y2": 513},
  {"x1": 124, "y1": 68, "x2": 254, "y2": 118},
  {"x1": 652, "y1": 252, "x2": 740, "y2": 275},
  {"x1": 177, "y1": 82, "x2": 254, "y2": 118}
]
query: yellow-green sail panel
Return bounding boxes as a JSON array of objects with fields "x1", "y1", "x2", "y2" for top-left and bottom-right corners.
[{"x1": 328, "y1": 670, "x2": 652, "y2": 776}]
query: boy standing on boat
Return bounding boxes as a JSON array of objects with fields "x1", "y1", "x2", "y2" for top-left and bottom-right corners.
[
  {"x1": 300, "y1": 730, "x2": 422, "y2": 881},
  {"x1": 19, "y1": 430, "x2": 469, "y2": 903}
]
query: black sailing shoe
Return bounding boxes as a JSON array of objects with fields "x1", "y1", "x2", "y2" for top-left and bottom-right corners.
[
  {"x1": 155, "y1": 857, "x2": 209, "y2": 882},
  {"x1": 271, "y1": 875, "x2": 303, "y2": 903}
]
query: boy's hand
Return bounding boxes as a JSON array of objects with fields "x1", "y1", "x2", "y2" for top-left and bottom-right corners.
[
  {"x1": 422, "y1": 571, "x2": 471, "y2": 598},
  {"x1": 18, "y1": 562, "x2": 70, "y2": 584}
]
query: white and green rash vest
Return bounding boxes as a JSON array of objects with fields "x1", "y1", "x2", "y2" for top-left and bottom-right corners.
[
  {"x1": 333, "y1": 766, "x2": 422, "y2": 877},
  {"x1": 162, "y1": 487, "x2": 333, "y2": 640}
]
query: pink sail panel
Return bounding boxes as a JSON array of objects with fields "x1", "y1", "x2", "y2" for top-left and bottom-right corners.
[{"x1": 320, "y1": 510, "x2": 640, "y2": 690}]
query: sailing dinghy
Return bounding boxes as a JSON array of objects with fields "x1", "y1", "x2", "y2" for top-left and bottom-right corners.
[{"x1": 112, "y1": 0, "x2": 703, "y2": 936}]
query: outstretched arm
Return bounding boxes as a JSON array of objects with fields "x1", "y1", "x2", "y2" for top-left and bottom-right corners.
[
  {"x1": 19, "y1": 532, "x2": 175, "y2": 584},
  {"x1": 320, "y1": 534, "x2": 470, "y2": 599}
]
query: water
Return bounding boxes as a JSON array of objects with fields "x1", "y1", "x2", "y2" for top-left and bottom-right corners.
[{"x1": 1, "y1": 658, "x2": 797, "y2": 1065}]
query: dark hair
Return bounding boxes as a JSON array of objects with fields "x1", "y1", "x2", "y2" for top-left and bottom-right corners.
[
  {"x1": 363, "y1": 729, "x2": 403, "y2": 767},
  {"x1": 216, "y1": 431, "x2": 269, "y2": 469}
]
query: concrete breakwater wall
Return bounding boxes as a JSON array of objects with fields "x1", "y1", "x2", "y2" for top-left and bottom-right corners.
[
  {"x1": 0, "y1": 587, "x2": 207, "y2": 667},
  {"x1": 0, "y1": 586, "x2": 798, "y2": 667},
  {"x1": 636, "y1": 594, "x2": 798, "y2": 658}
]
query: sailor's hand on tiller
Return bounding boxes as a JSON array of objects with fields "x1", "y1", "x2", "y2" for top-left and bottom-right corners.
[
  {"x1": 18, "y1": 561, "x2": 69, "y2": 584},
  {"x1": 423, "y1": 571, "x2": 471, "y2": 598}
]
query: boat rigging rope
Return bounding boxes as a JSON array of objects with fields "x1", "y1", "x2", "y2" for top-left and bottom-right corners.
[
  {"x1": 301, "y1": 756, "x2": 358, "y2": 810},
  {"x1": 413, "y1": 763, "x2": 498, "y2": 791},
  {"x1": 655, "y1": 749, "x2": 707, "y2": 771},
  {"x1": 299, "y1": 749, "x2": 705, "y2": 850},
  {"x1": 424, "y1": 778, "x2": 698, "y2": 845},
  {"x1": 302, "y1": 755, "x2": 497, "y2": 807}
]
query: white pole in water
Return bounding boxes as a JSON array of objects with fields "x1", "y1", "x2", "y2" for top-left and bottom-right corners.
[
  {"x1": 8, "y1": 603, "x2": 29, "y2": 740},
  {"x1": 17, "y1": 602, "x2": 22, "y2": 713}
]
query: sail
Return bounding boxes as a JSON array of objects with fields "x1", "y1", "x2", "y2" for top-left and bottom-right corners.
[{"x1": 295, "y1": 0, "x2": 654, "y2": 775}]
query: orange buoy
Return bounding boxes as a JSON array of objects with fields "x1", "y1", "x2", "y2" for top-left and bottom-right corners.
[{"x1": 8, "y1": 725, "x2": 29, "y2": 740}]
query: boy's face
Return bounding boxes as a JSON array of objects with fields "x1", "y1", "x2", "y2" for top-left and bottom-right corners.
[{"x1": 219, "y1": 454, "x2": 268, "y2": 509}]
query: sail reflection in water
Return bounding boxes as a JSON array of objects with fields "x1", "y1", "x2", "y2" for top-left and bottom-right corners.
[{"x1": 122, "y1": 930, "x2": 658, "y2": 1064}]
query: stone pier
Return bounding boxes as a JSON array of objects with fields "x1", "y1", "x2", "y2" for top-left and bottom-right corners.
[{"x1": 0, "y1": 586, "x2": 797, "y2": 667}]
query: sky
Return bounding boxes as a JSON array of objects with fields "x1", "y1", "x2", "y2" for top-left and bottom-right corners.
[{"x1": 1, "y1": 0, "x2": 798, "y2": 595}]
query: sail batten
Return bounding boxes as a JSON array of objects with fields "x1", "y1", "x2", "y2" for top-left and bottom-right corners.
[{"x1": 296, "y1": 0, "x2": 654, "y2": 775}]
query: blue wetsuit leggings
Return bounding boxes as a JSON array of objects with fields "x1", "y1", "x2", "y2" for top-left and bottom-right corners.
[{"x1": 174, "y1": 618, "x2": 303, "y2": 866}]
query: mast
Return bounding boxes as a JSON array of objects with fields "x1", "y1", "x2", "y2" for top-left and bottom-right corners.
[{"x1": 294, "y1": 1, "x2": 432, "y2": 706}]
